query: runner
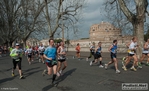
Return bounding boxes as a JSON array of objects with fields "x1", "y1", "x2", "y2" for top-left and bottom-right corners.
[
  {"x1": 90, "y1": 42, "x2": 104, "y2": 68},
  {"x1": 43, "y1": 39, "x2": 58, "y2": 85},
  {"x1": 138, "y1": 38, "x2": 149, "y2": 67},
  {"x1": 3, "y1": 45, "x2": 7, "y2": 56},
  {"x1": 86, "y1": 42, "x2": 95, "y2": 61},
  {"x1": 26, "y1": 45, "x2": 33, "y2": 65},
  {"x1": 105, "y1": 40, "x2": 120, "y2": 73},
  {"x1": 0, "y1": 46, "x2": 3, "y2": 57},
  {"x1": 10, "y1": 43, "x2": 24, "y2": 79},
  {"x1": 122, "y1": 40, "x2": 132, "y2": 66},
  {"x1": 32, "y1": 46, "x2": 35, "y2": 61},
  {"x1": 75, "y1": 43, "x2": 81, "y2": 60},
  {"x1": 35, "y1": 45, "x2": 39, "y2": 59},
  {"x1": 122, "y1": 37, "x2": 138, "y2": 71},
  {"x1": 57, "y1": 41, "x2": 67, "y2": 76},
  {"x1": 38, "y1": 43, "x2": 45, "y2": 64}
]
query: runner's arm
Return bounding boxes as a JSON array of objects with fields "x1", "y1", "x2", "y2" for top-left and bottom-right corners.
[
  {"x1": 108, "y1": 45, "x2": 113, "y2": 52},
  {"x1": 10, "y1": 49, "x2": 18, "y2": 57}
]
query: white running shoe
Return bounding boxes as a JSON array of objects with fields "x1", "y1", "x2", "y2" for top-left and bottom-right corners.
[
  {"x1": 90, "y1": 61, "x2": 93, "y2": 66},
  {"x1": 130, "y1": 66, "x2": 137, "y2": 71},
  {"x1": 42, "y1": 69, "x2": 47, "y2": 76},
  {"x1": 59, "y1": 70, "x2": 63, "y2": 76},
  {"x1": 29, "y1": 62, "x2": 31, "y2": 65},
  {"x1": 105, "y1": 64, "x2": 108, "y2": 70},
  {"x1": 116, "y1": 70, "x2": 120, "y2": 74},
  {"x1": 99, "y1": 65, "x2": 104, "y2": 68},
  {"x1": 39, "y1": 59, "x2": 41, "y2": 62},
  {"x1": 86, "y1": 58, "x2": 88, "y2": 61},
  {"x1": 56, "y1": 72, "x2": 60, "y2": 77}
]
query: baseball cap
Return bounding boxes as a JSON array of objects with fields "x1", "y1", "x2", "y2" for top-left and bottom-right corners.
[{"x1": 16, "y1": 43, "x2": 20, "y2": 46}]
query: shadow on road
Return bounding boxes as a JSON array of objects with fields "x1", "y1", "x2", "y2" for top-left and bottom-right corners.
[
  {"x1": 0, "y1": 77, "x2": 14, "y2": 85},
  {"x1": 42, "y1": 68, "x2": 77, "y2": 91},
  {"x1": 23, "y1": 67, "x2": 40, "y2": 73}
]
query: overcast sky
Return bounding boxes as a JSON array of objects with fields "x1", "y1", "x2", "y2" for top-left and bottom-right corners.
[
  {"x1": 68, "y1": 0, "x2": 107, "y2": 40},
  {"x1": 64, "y1": 0, "x2": 149, "y2": 40}
]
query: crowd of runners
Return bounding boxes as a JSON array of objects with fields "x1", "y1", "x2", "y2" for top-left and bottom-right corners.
[
  {"x1": 1, "y1": 36, "x2": 148, "y2": 85},
  {"x1": 9, "y1": 39, "x2": 67, "y2": 85},
  {"x1": 85, "y1": 36, "x2": 149, "y2": 74}
]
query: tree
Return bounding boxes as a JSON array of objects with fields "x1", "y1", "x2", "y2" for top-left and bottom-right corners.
[
  {"x1": 44, "y1": 0, "x2": 84, "y2": 38},
  {"x1": 105, "y1": 0, "x2": 149, "y2": 58},
  {"x1": 0, "y1": 0, "x2": 22, "y2": 46},
  {"x1": 17, "y1": 0, "x2": 48, "y2": 47}
]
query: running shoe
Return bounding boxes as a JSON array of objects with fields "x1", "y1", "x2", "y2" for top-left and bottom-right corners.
[
  {"x1": 12, "y1": 71, "x2": 15, "y2": 77},
  {"x1": 86, "y1": 58, "x2": 88, "y2": 61},
  {"x1": 99, "y1": 65, "x2": 104, "y2": 68},
  {"x1": 138, "y1": 62, "x2": 142, "y2": 66},
  {"x1": 42, "y1": 69, "x2": 47, "y2": 76},
  {"x1": 104, "y1": 64, "x2": 108, "y2": 70},
  {"x1": 59, "y1": 70, "x2": 63, "y2": 76},
  {"x1": 137, "y1": 66, "x2": 142, "y2": 69},
  {"x1": 116, "y1": 70, "x2": 120, "y2": 74},
  {"x1": 43, "y1": 61, "x2": 45, "y2": 64},
  {"x1": 90, "y1": 61, "x2": 93, "y2": 66},
  {"x1": 122, "y1": 66, "x2": 127, "y2": 71},
  {"x1": 56, "y1": 72, "x2": 60, "y2": 77},
  {"x1": 29, "y1": 62, "x2": 31, "y2": 65},
  {"x1": 52, "y1": 81, "x2": 58, "y2": 87},
  {"x1": 130, "y1": 66, "x2": 137, "y2": 71},
  {"x1": 39, "y1": 59, "x2": 41, "y2": 62},
  {"x1": 19, "y1": 75, "x2": 24, "y2": 79}
]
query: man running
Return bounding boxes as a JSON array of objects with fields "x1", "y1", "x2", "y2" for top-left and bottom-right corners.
[
  {"x1": 75, "y1": 43, "x2": 81, "y2": 60},
  {"x1": 138, "y1": 38, "x2": 149, "y2": 67},
  {"x1": 0, "y1": 46, "x2": 3, "y2": 57},
  {"x1": 105, "y1": 40, "x2": 120, "y2": 73},
  {"x1": 90, "y1": 42, "x2": 103, "y2": 68},
  {"x1": 38, "y1": 43, "x2": 45, "y2": 64},
  {"x1": 35, "y1": 45, "x2": 39, "y2": 59},
  {"x1": 10, "y1": 43, "x2": 24, "y2": 79},
  {"x1": 57, "y1": 41, "x2": 67, "y2": 76},
  {"x1": 43, "y1": 39, "x2": 58, "y2": 85},
  {"x1": 86, "y1": 42, "x2": 95, "y2": 61},
  {"x1": 122, "y1": 37, "x2": 138, "y2": 71},
  {"x1": 26, "y1": 45, "x2": 33, "y2": 65}
]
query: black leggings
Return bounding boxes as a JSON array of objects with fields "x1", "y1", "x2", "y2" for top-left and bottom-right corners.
[{"x1": 13, "y1": 58, "x2": 22, "y2": 70}]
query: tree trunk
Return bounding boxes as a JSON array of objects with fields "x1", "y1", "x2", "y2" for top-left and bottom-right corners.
[
  {"x1": 22, "y1": 39, "x2": 27, "y2": 48},
  {"x1": 132, "y1": 19, "x2": 144, "y2": 59},
  {"x1": 9, "y1": 41, "x2": 13, "y2": 47}
]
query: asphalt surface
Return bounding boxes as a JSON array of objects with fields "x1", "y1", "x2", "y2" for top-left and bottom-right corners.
[{"x1": 0, "y1": 52, "x2": 149, "y2": 91}]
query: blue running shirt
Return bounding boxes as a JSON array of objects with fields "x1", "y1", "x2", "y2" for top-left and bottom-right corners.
[{"x1": 44, "y1": 46, "x2": 57, "y2": 62}]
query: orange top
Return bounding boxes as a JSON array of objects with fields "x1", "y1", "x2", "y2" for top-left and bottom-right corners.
[{"x1": 76, "y1": 46, "x2": 80, "y2": 52}]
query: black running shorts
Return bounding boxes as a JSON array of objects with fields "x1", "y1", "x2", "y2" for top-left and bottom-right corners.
[{"x1": 94, "y1": 53, "x2": 102, "y2": 59}]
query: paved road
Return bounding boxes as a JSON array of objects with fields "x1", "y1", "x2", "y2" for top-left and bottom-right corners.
[{"x1": 0, "y1": 52, "x2": 149, "y2": 91}]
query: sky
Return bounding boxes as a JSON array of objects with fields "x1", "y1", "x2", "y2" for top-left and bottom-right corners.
[
  {"x1": 58, "y1": 0, "x2": 149, "y2": 40},
  {"x1": 68, "y1": 0, "x2": 108, "y2": 40}
]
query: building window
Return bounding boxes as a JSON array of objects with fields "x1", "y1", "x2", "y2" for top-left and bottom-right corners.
[
  {"x1": 93, "y1": 29, "x2": 95, "y2": 31},
  {"x1": 105, "y1": 29, "x2": 109, "y2": 32}
]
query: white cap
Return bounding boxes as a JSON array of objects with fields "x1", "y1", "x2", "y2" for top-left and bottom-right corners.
[{"x1": 16, "y1": 43, "x2": 19, "y2": 46}]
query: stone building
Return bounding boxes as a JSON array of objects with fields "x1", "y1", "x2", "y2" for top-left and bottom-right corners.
[{"x1": 69, "y1": 21, "x2": 133, "y2": 52}]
